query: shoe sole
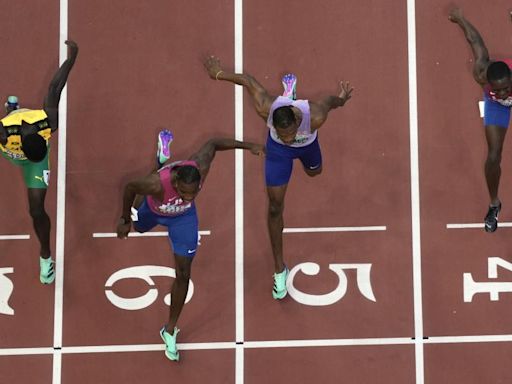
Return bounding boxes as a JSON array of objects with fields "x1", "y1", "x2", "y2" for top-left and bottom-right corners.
[
  {"x1": 40, "y1": 276, "x2": 55, "y2": 284},
  {"x1": 158, "y1": 132, "x2": 173, "y2": 160},
  {"x1": 272, "y1": 290, "x2": 287, "y2": 300},
  {"x1": 282, "y1": 74, "x2": 297, "y2": 100}
]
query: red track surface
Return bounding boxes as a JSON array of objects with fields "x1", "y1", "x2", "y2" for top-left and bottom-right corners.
[{"x1": 2, "y1": 1, "x2": 512, "y2": 383}]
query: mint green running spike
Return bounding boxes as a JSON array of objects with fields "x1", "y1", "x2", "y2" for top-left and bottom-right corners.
[
  {"x1": 7, "y1": 96, "x2": 18, "y2": 104},
  {"x1": 272, "y1": 266, "x2": 289, "y2": 300},
  {"x1": 39, "y1": 257, "x2": 55, "y2": 284},
  {"x1": 160, "y1": 326, "x2": 180, "y2": 361}
]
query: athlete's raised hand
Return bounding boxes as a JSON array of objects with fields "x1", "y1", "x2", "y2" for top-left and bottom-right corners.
[
  {"x1": 65, "y1": 40, "x2": 78, "y2": 59},
  {"x1": 204, "y1": 55, "x2": 224, "y2": 80},
  {"x1": 448, "y1": 7, "x2": 464, "y2": 24},
  {"x1": 116, "y1": 218, "x2": 131, "y2": 239},
  {"x1": 338, "y1": 81, "x2": 353, "y2": 104},
  {"x1": 249, "y1": 143, "x2": 266, "y2": 156}
]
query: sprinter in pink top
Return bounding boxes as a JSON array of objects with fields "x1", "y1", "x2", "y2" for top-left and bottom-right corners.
[
  {"x1": 204, "y1": 55, "x2": 353, "y2": 300},
  {"x1": 450, "y1": 8, "x2": 512, "y2": 232},
  {"x1": 117, "y1": 133, "x2": 264, "y2": 362}
]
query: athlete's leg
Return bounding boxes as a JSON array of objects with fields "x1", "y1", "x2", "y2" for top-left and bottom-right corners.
[
  {"x1": 166, "y1": 254, "x2": 193, "y2": 332},
  {"x1": 267, "y1": 184, "x2": 288, "y2": 274},
  {"x1": 482, "y1": 94, "x2": 509, "y2": 232},
  {"x1": 483, "y1": 94, "x2": 510, "y2": 207},
  {"x1": 27, "y1": 188, "x2": 51, "y2": 258},
  {"x1": 484, "y1": 124, "x2": 507, "y2": 206},
  {"x1": 265, "y1": 136, "x2": 294, "y2": 274},
  {"x1": 164, "y1": 208, "x2": 198, "y2": 330}
]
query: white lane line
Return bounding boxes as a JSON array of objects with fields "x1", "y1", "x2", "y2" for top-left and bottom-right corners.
[
  {"x1": 0, "y1": 338, "x2": 411, "y2": 356},
  {"x1": 283, "y1": 226, "x2": 386, "y2": 233},
  {"x1": 425, "y1": 334, "x2": 512, "y2": 344},
  {"x1": 0, "y1": 234, "x2": 30, "y2": 240},
  {"x1": 244, "y1": 337, "x2": 413, "y2": 349},
  {"x1": 52, "y1": 350, "x2": 62, "y2": 384},
  {"x1": 92, "y1": 230, "x2": 211, "y2": 238},
  {"x1": 54, "y1": 0, "x2": 68, "y2": 356},
  {"x1": 234, "y1": 0, "x2": 244, "y2": 383},
  {"x1": 5, "y1": 333, "x2": 512, "y2": 357},
  {"x1": 62, "y1": 341, "x2": 235, "y2": 354},
  {"x1": 407, "y1": 0, "x2": 424, "y2": 382},
  {"x1": 0, "y1": 347, "x2": 54, "y2": 356},
  {"x1": 447, "y1": 222, "x2": 512, "y2": 229},
  {"x1": 53, "y1": 1, "x2": 68, "y2": 382}
]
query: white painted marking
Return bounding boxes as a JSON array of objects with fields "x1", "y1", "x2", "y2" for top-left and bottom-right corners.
[
  {"x1": 0, "y1": 267, "x2": 14, "y2": 315},
  {"x1": 92, "y1": 230, "x2": 211, "y2": 238},
  {"x1": 407, "y1": 0, "x2": 424, "y2": 382},
  {"x1": 0, "y1": 234, "x2": 30, "y2": 240},
  {"x1": 52, "y1": 350, "x2": 62, "y2": 384},
  {"x1": 447, "y1": 222, "x2": 512, "y2": 229},
  {"x1": 54, "y1": 0, "x2": 68, "y2": 362},
  {"x1": 464, "y1": 257, "x2": 512, "y2": 302},
  {"x1": 244, "y1": 337, "x2": 413, "y2": 349},
  {"x1": 233, "y1": 0, "x2": 246, "y2": 363},
  {"x1": 287, "y1": 263, "x2": 376, "y2": 306},
  {"x1": 236, "y1": 344, "x2": 244, "y2": 384},
  {"x1": 0, "y1": 347, "x2": 54, "y2": 356},
  {"x1": 104, "y1": 265, "x2": 194, "y2": 310},
  {"x1": 234, "y1": 2, "x2": 244, "y2": 383},
  {"x1": 62, "y1": 341, "x2": 235, "y2": 353},
  {"x1": 283, "y1": 226, "x2": 386, "y2": 233},
  {"x1": 426, "y1": 334, "x2": 512, "y2": 344},
  {"x1": 6, "y1": 334, "x2": 512, "y2": 357}
]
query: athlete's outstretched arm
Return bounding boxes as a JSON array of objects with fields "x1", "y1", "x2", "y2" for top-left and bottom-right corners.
[
  {"x1": 43, "y1": 40, "x2": 79, "y2": 131},
  {"x1": 449, "y1": 8, "x2": 490, "y2": 86},
  {"x1": 204, "y1": 55, "x2": 275, "y2": 121},
  {"x1": 189, "y1": 138, "x2": 265, "y2": 181},
  {"x1": 117, "y1": 174, "x2": 161, "y2": 238},
  {"x1": 309, "y1": 81, "x2": 353, "y2": 130}
]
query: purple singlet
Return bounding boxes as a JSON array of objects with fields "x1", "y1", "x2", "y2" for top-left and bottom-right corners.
[
  {"x1": 267, "y1": 96, "x2": 317, "y2": 148},
  {"x1": 146, "y1": 160, "x2": 200, "y2": 216}
]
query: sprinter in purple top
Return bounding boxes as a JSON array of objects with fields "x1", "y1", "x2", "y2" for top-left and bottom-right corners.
[
  {"x1": 117, "y1": 135, "x2": 264, "y2": 361},
  {"x1": 204, "y1": 55, "x2": 353, "y2": 300}
]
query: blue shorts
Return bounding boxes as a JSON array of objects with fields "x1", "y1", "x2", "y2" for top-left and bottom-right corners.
[
  {"x1": 133, "y1": 198, "x2": 199, "y2": 258},
  {"x1": 265, "y1": 133, "x2": 322, "y2": 187},
  {"x1": 484, "y1": 93, "x2": 511, "y2": 128}
]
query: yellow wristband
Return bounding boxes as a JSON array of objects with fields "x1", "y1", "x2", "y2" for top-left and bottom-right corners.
[{"x1": 215, "y1": 70, "x2": 223, "y2": 80}]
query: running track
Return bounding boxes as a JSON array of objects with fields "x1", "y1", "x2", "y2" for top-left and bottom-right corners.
[{"x1": 2, "y1": 1, "x2": 512, "y2": 383}]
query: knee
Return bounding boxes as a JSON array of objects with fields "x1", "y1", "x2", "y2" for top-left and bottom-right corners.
[
  {"x1": 29, "y1": 205, "x2": 47, "y2": 220},
  {"x1": 487, "y1": 150, "x2": 502, "y2": 166},
  {"x1": 268, "y1": 201, "x2": 284, "y2": 218},
  {"x1": 175, "y1": 262, "x2": 191, "y2": 281}
]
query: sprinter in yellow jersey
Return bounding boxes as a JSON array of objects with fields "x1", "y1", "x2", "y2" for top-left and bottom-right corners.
[{"x1": 0, "y1": 40, "x2": 78, "y2": 284}]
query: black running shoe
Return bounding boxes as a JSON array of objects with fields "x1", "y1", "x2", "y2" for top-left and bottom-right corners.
[{"x1": 484, "y1": 203, "x2": 502, "y2": 233}]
